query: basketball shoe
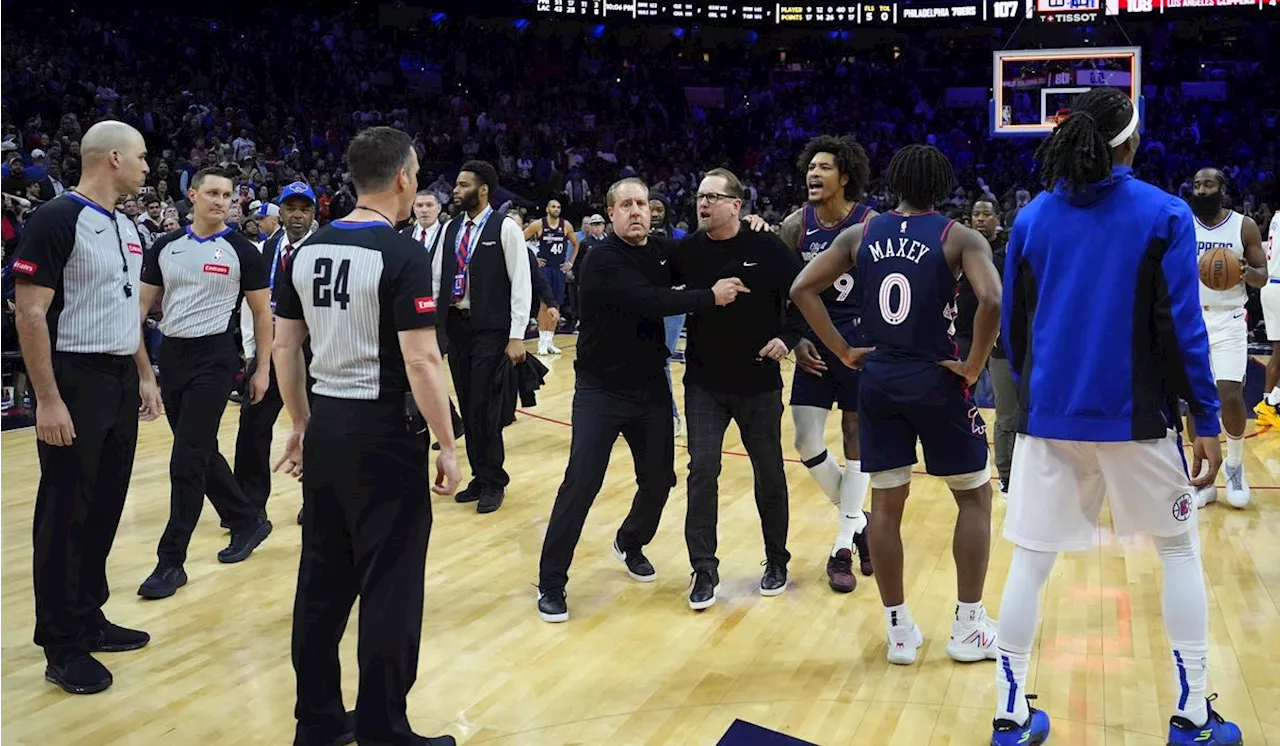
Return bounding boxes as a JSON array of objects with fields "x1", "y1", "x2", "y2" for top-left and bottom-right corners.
[
  {"x1": 1167, "y1": 696, "x2": 1243, "y2": 746},
  {"x1": 886, "y1": 624, "x2": 924, "y2": 665},
  {"x1": 1223, "y1": 463, "x2": 1250, "y2": 508},
  {"x1": 990, "y1": 698, "x2": 1050, "y2": 746},
  {"x1": 946, "y1": 605, "x2": 999, "y2": 662},
  {"x1": 1253, "y1": 400, "x2": 1280, "y2": 429}
]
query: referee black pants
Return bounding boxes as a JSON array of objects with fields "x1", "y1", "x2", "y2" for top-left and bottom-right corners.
[
  {"x1": 538, "y1": 379, "x2": 675, "y2": 590},
  {"x1": 156, "y1": 333, "x2": 257, "y2": 567},
  {"x1": 234, "y1": 341, "x2": 315, "y2": 514},
  {"x1": 292, "y1": 396, "x2": 433, "y2": 746},
  {"x1": 684, "y1": 383, "x2": 791, "y2": 572},
  {"x1": 33, "y1": 353, "x2": 138, "y2": 661},
  {"x1": 446, "y1": 310, "x2": 510, "y2": 491}
]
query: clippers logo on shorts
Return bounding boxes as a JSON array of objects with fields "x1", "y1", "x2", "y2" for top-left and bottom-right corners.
[
  {"x1": 415, "y1": 296, "x2": 436, "y2": 314},
  {"x1": 127, "y1": 242, "x2": 143, "y2": 255},
  {"x1": 11, "y1": 259, "x2": 37, "y2": 276},
  {"x1": 968, "y1": 406, "x2": 987, "y2": 436},
  {"x1": 203, "y1": 263, "x2": 230, "y2": 275},
  {"x1": 1172, "y1": 492, "x2": 1193, "y2": 522}
]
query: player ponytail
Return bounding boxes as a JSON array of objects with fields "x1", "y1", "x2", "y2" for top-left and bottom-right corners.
[{"x1": 1034, "y1": 87, "x2": 1135, "y2": 192}]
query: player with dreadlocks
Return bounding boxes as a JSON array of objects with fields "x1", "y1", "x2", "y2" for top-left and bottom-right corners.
[
  {"x1": 774, "y1": 135, "x2": 877, "y2": 594},
  {"x1": 792, "y1": 144, "x2": 1001, "y2": 668},
  {"x1": 990, "y1": 86, "x2": 1241, "y2": 746}
]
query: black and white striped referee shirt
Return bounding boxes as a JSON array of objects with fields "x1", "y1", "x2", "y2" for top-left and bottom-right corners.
[
  {"x1": 10, "y1": 193, "x2": 145, "y2": 356},
  {"x1": 274, "y1": 219, "x2": 437, "y2": 400},
  {"x1": 142, "y1": 227, "x2": 269, "y2": 339}
]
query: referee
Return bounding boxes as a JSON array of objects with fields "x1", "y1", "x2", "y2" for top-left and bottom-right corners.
[
  {"x1": 12, "y1": 120, "x2": 162, "y2": 694},
  {"x1": 536, "y1": 177, "x2": 744, "y2": 623},
  {"x1": 136, "y1": 167, "x2": 274, "y2": 600},
  {"x1": 272, "y1": 126, "x2": 460, "y2": 746}
]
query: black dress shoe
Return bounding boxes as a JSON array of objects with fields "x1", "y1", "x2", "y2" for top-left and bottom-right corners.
[
  {"x1": 218, "y1": 517, "x2": 273, "y2": 563},
  {"x1": 138, "y1": 565, "x2": 188, "y2": 599},
  {"x1": 689, "y1": 568, "x2": 719, "y2": 611},
  {"x1": 477, "y1": 488, "x2": 505, "y2": 514},
  {"x1": 454, "y1": 482, "x2": 482, "y2": 504},
  {"x1": 83, "y1": 621, "x2": 150, "y2": 652},
  {"x1": 45, "y1": 652, "x2": 112, "y2": 694},
  {"x1": 759, "y1": 561, "x2": 787, "y2": 597}
]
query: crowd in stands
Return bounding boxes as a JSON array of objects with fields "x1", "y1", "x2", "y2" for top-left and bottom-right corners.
[{"x1": 2, "y1": 7, "x2": 1277, "y2": 415}]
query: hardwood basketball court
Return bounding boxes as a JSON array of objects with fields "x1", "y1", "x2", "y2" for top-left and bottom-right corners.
[{"x1": 2, "y1": 344, "x2": 1276, "y2": 745}]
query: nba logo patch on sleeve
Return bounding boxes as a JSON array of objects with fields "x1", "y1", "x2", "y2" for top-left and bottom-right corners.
[
  {"x1": 415, "y1": 297, "x2": 436, "y2": 314},
  {"x1": 12, "y1": 259, "x2": 37, "y2": 276}
]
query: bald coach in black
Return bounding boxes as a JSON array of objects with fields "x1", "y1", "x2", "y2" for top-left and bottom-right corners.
[
  {"x1": 272, "y1": 126, "x2": 460, "y2": 746},
  {"x1": 136, "y1": 167, "x2": 274, "y2": 601}
]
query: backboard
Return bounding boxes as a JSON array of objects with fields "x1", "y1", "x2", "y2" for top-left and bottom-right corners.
[{"x1": 990, "y1": 46, "x2": 1144, "y2": 137}]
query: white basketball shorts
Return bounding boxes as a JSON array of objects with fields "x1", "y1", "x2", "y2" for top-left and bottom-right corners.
[
  {"x1": 1003, "y1": 431, "x2": 1197, "y2": 552},
  {"x1": 1203, "y1": 306, "x2": 1247, "y2": 383},
  {"x1": 1261, "y1": 282, "x2": 1280, "y2": 342}
]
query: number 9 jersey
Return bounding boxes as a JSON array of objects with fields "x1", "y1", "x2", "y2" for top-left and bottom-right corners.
[{"x1": 800, "y1": 202, "x2": 873, "y2": 326}]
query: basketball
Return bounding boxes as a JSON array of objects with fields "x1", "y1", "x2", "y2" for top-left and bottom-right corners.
[{"x1": 1199, "y1": 247, "x2": 1242, "y2": 290}]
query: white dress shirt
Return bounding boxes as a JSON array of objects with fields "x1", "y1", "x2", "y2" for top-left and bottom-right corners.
[
  {"x1": 430, "y1": 210, "x2": 531, "y2": 340},
  {"x1": 241, "y1": 226, "x2": 314, "y2": 361}
]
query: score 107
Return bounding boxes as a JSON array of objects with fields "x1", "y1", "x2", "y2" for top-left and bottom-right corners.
[{"x1": 991, "y1": 0, "x2": 1024, "y2": 18}]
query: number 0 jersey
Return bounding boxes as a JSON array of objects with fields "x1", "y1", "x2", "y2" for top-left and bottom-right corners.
[
  {"x1": 274, "y1": 220, "x2": 438, "y2": 400},
  {"x1": 800, "y1": 202, "x2": 872, "y2": 325},
  {"x1": 855, "y1": 210, "x2": 959, "y2": 365}
]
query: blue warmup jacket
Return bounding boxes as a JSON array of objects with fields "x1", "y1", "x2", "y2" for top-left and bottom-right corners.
[{"x1": 1002, "y1": 165, "x2": 1220, "y2": 442}]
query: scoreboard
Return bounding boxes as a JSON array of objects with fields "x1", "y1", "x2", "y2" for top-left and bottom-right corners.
[{"x1": 532, "y1": 0, "x2": 1272, "y2": 24}]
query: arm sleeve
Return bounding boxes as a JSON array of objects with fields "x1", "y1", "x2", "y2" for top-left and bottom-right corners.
[
  {"x1": 10, "y1": 201, "x2": 78, "y2": 289},
  {"x1": 230, "y1": 234, "x2": 270, "y2": 291},
  {"x1": 392, "y1": 244, "x2": 438, "y2": 331},
  {"x1": 591, "y1": 245, "x2": 716, "y2": 317},
  {"x1": 274, "y1": 247, "x2": 304, "y2": 320},
  {"x1": 1001, "y1": 216, "x2": 1027, "y2": 383},
  {"x1": 502, "y1": 217, "x2": 533, "y2": 338},
  {"x1": 773, "y1": 233, "x2": 809, "y2": 349},
  {"x1": 1157, "y1": 198, "x2": 1221, "y2": 436}
]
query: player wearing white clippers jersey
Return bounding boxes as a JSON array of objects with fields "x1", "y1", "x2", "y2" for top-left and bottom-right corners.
[
  {"x1": 1254, "y1": 211, "x2": 1280, "y2": 428},
  {"x1": 1186, "y1": 168, "x2": 1267, "y2": 509}
]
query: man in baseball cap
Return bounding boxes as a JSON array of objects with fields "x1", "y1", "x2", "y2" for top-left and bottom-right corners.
[
  {"x1": 253, "y1": 201, "x2": 281, "y2": 240},
  {"x1": 279, "y1": 181, "x2": 317, "y2": 205}
]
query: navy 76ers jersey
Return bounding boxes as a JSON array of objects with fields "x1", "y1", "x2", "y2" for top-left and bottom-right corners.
[
  {"x1": 856, "y1": 210, "x2": 959, "y2": 365},
  {"x1": 538, "y1": 218, "x2": 567, "y2": 264},
  {"x1": 800, "y1": 202, "x2": 871, "y2": 324}
]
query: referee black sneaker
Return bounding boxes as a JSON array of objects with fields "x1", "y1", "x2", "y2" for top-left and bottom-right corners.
[
  {"x1": 611, "y1": 538, "x2": 656, "y2": 582},
  {"x1": 455, "y1": 482, "x2": 482, "y2": 504},
  {"x1": 218, "y1": 517, "x2": 273, "y2": 563},
  {"x1": 138, "y1": 565, "x2": 188, "y2": 599},
  {"x1": 760, "y1": 560, "x2": 787, "y2": 596},
  {"x1": 537, "y1": 587, "x2": 568, "y2": 623},
  {"x1": 689, "y1": 568, "x2": 719, "y2": 611},
  {"x1": 477, "y1": 488, "x2": 505, "y2": 514},
  {"x1": 44, "y1": 651, "x2": 113, "y2": 695},
  {"x1": 82, "y1": 620, "x2": 150, "y2": 653}
]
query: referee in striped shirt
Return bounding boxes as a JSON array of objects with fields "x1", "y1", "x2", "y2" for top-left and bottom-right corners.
[
  {"x1": 272, "y1": 126, "x2": 460, "y2": 746},
  {"x1": 11, "y1": 121, "x2": 163, "y2": 694},
  {"x1": 136, "y1": 167, "x2": 274, "y2": 600}
]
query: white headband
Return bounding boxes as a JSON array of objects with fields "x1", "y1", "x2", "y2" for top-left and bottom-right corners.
[{"x1": 1107, "y1": 104, "x2": 1140, "y2": 148}]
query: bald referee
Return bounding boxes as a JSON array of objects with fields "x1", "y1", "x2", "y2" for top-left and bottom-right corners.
[
  {"x1": 272, "y1": 126, "x2": 460, "y2": 746},
  {"x1": 12, "y1": 120, "x2": 162, "y2": 694},
  {"x1": 136, "y1": 167, "x2": 275, "y2": 600}
]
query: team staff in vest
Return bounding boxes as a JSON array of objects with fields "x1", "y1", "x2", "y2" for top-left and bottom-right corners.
[
  {"x1": 233, "y1": 181, "x2": 318, "y2": 524},
  {"x1": 436, "y1": 160, "x2": 532, "y2": 513}
]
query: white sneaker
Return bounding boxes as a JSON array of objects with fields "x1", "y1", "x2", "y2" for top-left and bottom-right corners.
[
  {"x1": 1224, "y1": 462, "x2": 1251, "y2": 508},
  {"x1": 536, "y1": 343, "x2": 549, "y2": 356},
  {"x1": 1195, "y1": 483, "x2": 1218, "y2": 508},
  {"x1": 546, "y1": 343, "x2": 562, "y2": 354},
  {"x1": 886, "y1": 624, "x2": 924, "y2": 665},
  {"x1": 946, "y1": 613, "x2": 999, "y2": 662}
]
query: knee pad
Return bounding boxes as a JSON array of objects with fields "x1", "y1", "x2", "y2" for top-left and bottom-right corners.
[
  {"x1": 791, "y1": 405, "x2": 830, "y2": 461},
  {"x1": 1153, "y1": 530, "x2": 1198, "y2": 563},
  {"x1": 869, "y1": 466, "x2": 912, "y2": 489},
  {"x1": 944, "y1": 469, "x2": 992, "y2": 491}
]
